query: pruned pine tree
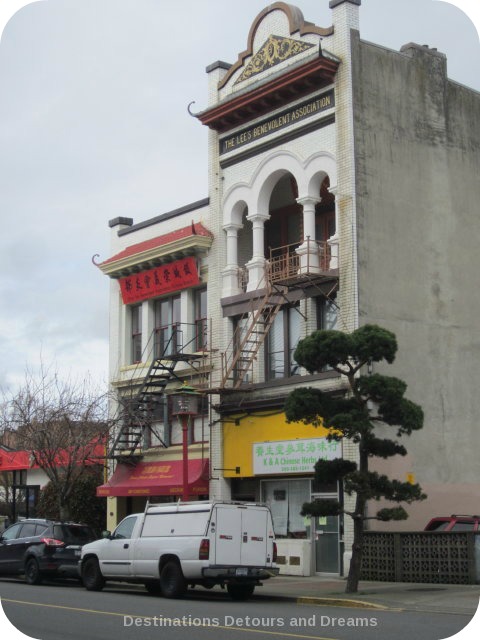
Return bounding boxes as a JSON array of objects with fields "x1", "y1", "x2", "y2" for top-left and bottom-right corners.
[{"x1": 285, "y1": 324, "x2": 426, "y2": 593}]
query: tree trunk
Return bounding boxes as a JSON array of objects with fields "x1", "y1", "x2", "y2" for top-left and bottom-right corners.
[
  {"x1": 345, "y1": 440, "x2": 369, "y2": 593},
  {"x1": 57, "y1": 492, "x2": 70, "y2": 522},
  {"x1": 345, "y1": 494, "x2": 366, "y2": 593},
  {"x1": 59, "y1": 504, "x2": 70, "y2": 521}
]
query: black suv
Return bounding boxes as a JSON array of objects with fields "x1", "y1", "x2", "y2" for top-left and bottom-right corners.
[{"x1": 0, "y1": 519, "x2": 97, "y2": 584}]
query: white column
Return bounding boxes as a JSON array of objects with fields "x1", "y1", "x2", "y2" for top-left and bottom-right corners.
[
  {"x1": 245, "y1": 212, "x2": 269, "y2": 290},
  {"x1": 327, "y1": 185, "x2": 339, "y2": 269},
  {"x1": 296, "y1": 196, "x2": 321, "y2": 273},
  {"x1": 222, "y1": 222, "x2": 243, "y2": 297}
]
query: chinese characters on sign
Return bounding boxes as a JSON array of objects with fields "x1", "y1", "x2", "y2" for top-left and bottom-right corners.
[
  {"x1": 119, "y1": 256, "x2": 199, "y2": 304},
  {"x1": 253, "y1": 437, "x2": 341, "y2": 475}
]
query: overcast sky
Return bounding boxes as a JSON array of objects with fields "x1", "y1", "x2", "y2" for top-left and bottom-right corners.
[{"x1": 0, "y1": 0, "x2": 478, "y2": 392}]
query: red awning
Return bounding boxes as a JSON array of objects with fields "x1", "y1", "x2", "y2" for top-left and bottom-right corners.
[
  {"x1": 96, "y1": 459, "x2": 209, "y2": 497},
  {"x1": 0, "y1": 449, "x2": 30, "y2": 471},
  {"x1": 0, "y1": 443, "x2": 105, "y2": 472}
]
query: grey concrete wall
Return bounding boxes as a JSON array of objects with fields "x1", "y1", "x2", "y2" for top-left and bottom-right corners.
[{"x1": 351, "y1": 32, "x2": 480, "y2": 527}]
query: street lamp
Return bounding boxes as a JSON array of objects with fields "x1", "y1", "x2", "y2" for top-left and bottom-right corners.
[{"x1": 170, "y1": 384, "x2": 200, "y2": 502}]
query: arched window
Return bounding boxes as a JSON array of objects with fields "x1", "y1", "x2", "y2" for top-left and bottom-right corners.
[
  {"x1": 315, "y1": 176, "x2": 335, "y2": 242},
  {"x1": 264, "y1": 175, "x2": 302, "y2": 255}
]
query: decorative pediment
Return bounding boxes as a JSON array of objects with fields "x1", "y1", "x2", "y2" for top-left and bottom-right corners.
[
  {"x1": 235, "y1": 35, "x2": 315, "y2": 85},
  {"x1": 218, "y1": 3, "x2": 333, "y2": 91}
]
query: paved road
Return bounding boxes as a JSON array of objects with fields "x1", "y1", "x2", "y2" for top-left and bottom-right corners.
[{"x1": 0, "y1": 578, "x2": 473, "y2": 640}]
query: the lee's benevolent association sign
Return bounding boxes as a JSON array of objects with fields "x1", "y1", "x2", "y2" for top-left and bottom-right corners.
[
  {"x1": 119, "y1": 256, "x2": 199, "y2": 304},
  {"x1": 219, "y1": 90, "x2": 334, "y2": 155}
]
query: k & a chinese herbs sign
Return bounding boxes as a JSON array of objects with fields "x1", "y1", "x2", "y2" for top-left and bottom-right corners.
[
  {"x1": 253, "y1": 437, "x2": 341, "y2": 475},
  {"x1": 119, "y1": 256, "x2": 199, "y2": 304}
]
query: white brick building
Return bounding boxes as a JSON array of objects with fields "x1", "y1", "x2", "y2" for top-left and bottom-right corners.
[{"x1": 97, "y1": 1, "x2": 480, "y2": 577}]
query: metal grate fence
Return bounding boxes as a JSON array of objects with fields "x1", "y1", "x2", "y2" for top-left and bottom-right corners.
[{"x1": 361, "y1": 531, "x2": 479, "y2": 584}]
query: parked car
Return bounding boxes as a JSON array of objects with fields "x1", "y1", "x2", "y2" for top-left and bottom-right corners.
[
  {"x1": 81, "y1": 501, "x2": 279, "y2": 600},
  {"x1": 424, "y1": 515, "x2": 480, "y2": 532},
  {"x1": 0, "y1": 518, "x2": 97, "y2": 584}
]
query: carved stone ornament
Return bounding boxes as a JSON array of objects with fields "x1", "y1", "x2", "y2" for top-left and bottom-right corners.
[{"x1": 235, "y1": 35, "x2": 315, "y2": 84}]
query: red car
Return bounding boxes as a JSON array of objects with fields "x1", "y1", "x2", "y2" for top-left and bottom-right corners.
[{"x1": 424, "y1": 515, "x2": 480, "y2": 532}]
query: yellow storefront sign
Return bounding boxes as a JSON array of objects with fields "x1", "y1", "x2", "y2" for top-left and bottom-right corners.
[{"x1": 223, "y1": 411, "x2": 332, "y2": 477}]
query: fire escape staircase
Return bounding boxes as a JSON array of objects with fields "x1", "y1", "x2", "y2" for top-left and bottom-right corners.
[
  {"x1": 109, "y1": 331, "x2": 206, "y2": 460},
  {"x1": 220, "y1": 283, "x2": 286, "y2": 389}
]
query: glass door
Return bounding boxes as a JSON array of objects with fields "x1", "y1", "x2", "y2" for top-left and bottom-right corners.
[{"x1": 313, "y1": 499, "x2": 340, "y2": 573}]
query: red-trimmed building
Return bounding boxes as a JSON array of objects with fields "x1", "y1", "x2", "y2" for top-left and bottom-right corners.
[
  {"x1": 97, "y1": 201, "x2": 212, "y2": 529},
  {"x1": 0, "y1": 443, "x2": 105, "y2": 521},
  {"x1": 0, "y1": 446, "x2": 46, "y2": 521},
  {"x1": 97, "y1": 1, "x2": 480, "y2": 577}
]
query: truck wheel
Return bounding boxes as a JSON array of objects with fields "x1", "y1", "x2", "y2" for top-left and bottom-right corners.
[
  {"x1": 24, "y1": 558, "x2": 42, "y2": 585},
  {"x1": 227, "y1": 583, "x2": 255, "y2": 601},
  {"x1": 82, "y1": 557, "x2": 105, "y2": 591},
  {"x1": 144, "y1": 580, "x2": 162, "y2": 595},
  {"x1": 160, "y1": 561, "x2": 187, "y2": 598}
]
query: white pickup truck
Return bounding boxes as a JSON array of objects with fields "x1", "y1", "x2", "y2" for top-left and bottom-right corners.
[{"x1": 80, "y1": 501, "x2": 279, "y2": 600}]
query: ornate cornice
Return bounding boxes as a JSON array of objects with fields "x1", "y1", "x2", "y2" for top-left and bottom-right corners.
[
  {"x1": 197, "y1": 55, "x2": 338, "y2": 133},
  {"x1": 99, "y1": 235, "x2": 213, "y2": 279},
  {"x1": 235, "y1": 35, "x2": 315, "y2": 85},
  {"x1": 218, "y1": 2, "x2": 333, "y2": 90}
]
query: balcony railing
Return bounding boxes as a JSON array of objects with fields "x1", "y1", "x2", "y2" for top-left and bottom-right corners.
[
  {"x1": 269, "y1": 239, "x2": 332, "y2": 284},
  {"x1": 153, "y1": 321, "x2": 209, "y2": 360}
]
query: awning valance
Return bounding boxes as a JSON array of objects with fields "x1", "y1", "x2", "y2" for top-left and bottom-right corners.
[
  {"x1": 96, "y1": 458, "x2": 209, "y2": 497},
  {"x1": 0, "y1": 449, "x2": 30, "y2": 471}
]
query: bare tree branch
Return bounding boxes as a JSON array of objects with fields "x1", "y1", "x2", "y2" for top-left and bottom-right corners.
[{"x1": 0, "y1": 363, "x2": 118, "y2": 520}]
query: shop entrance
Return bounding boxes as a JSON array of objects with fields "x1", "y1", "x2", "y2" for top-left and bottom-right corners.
[
  {"x1": 314, "y1": 510, "x2": 339, "y2": 573},
  {"x1": 311, "y1": 484, "x2": 342, "y2": 574}
]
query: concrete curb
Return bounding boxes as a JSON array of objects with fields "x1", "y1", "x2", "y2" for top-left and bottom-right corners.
[
  {"x1": 295, "y1": 596, "x2": 394, "y2": 610},
  {"x1": 255, "y1": 592, "x2": 398, "y2": 610}
]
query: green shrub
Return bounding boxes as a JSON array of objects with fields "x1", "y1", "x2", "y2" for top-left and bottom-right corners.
[{"x1": 36, "y1": 467, "x2": 106, "y2": 534}]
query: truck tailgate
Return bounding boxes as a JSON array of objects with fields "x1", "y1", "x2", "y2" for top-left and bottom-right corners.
[{"x1": 213, "y1": 504, "x2": 269, "y2": 567}]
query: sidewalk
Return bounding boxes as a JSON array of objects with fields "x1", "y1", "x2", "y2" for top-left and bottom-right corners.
[{"x1": 255, "y1": 575, "x2": 480, "y2": 616}]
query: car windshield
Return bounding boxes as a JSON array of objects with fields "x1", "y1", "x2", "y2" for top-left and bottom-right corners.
[{"x1": 53, "y1": 525, "x2": 96, "y2": 545}]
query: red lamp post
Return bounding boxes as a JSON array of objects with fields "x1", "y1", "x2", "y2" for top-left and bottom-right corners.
[{"x1": 170, "y1": 385, "x2": 200, "y2": 502}]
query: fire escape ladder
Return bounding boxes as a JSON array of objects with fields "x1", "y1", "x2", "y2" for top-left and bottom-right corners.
[
  {"x1": 221, "y1": 284, "x2": 284, "y2": 389},
  {"x1": 109, "y1": 328, "x2": 207, "y2": 459}
]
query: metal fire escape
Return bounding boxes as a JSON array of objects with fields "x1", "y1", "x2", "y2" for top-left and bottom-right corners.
[
  {"x1": 219, "y1": 239, "x2": 339, "y2": 391},
  {"x1": 220, "y1": 282, "x2": 286, "y2": 389},
  {"x1": 109, "y1": 240, "x2": 339, "y2": 454},
  {"x1": 108, "y1": 327, "x2": 208, "y2": 460}
]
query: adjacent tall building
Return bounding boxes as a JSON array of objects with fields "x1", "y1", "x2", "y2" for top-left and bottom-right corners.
[{"x1": 97, "y1": 1, "x2": 480, "y2": 576}]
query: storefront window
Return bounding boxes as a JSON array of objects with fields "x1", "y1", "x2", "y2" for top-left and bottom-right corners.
[{"x1": 262, "y1": 479, "x2": 310, "y2": 538}]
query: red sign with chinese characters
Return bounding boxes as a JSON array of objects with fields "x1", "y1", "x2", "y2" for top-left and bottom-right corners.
[{"x1": 119, "y1": 256, "x2": 199, "y2": 304}]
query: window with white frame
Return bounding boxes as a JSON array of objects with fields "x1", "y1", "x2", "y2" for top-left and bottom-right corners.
[
  {"x1": 265, "y1": 305, "x2": 302, "y2": 380},
  {"x1": 154, "y1": 295, "x2": 181, "y2": 357},
  {"x1": 317, "y1": 295, "x2": 338, "y2": 331},
  {"x1": 265, "y1": 297, "x2": 337, "y2": 381},
  {"x1": 144, "y1": 395, "x2": 167, "y2": 448},
  {"x1": 131, "y1": 304, "x2": 142, "y2": 364},
  {"x1": 195, "y1": 288, "x2": 207, "y2": 350}
]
